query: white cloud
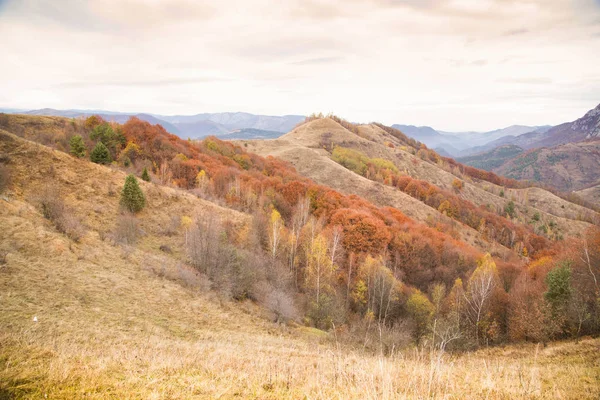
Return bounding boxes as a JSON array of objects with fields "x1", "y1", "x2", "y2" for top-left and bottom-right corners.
[{"x1": 0, "y1": 0, "x2": 599, "y2": 130}]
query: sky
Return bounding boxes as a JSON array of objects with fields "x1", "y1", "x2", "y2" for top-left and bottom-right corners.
[{"x1": 1, "y1": 0, "x2": 599, "y2": 131}]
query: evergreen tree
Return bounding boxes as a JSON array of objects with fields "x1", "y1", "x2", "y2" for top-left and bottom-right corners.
[
  {"x1": 141, "y1": 167, "x2": 151, "y2": 182},
  {"x1": 504, "y1": 200, "x2": 516, "y2": 218},
  {"x1": 120, "y1": 174, "x2": 146, "y2": 213},
  {"x1": 90, "y1": 142, "x2": 112, "y2": 164},
  {"x1": 544, "y1": 261, "x2": 572, "y2": 314},
  {"x1": 69, "y1": 135, "x2": 86, "y2": 158}
]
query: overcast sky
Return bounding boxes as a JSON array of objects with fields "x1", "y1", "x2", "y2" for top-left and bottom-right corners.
[{"x1": 1, "y1": 0, "x2": 599, "y2": 131}]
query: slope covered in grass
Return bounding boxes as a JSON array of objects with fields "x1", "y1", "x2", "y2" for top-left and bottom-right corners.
[{"x1": 0, "y1": 135, "x2": 598, "y2": 399}]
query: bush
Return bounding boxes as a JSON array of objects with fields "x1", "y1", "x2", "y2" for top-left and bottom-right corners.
[
  {"x1": 36, "y1": 184, "x2": 85, "y2": 241},
  {"x1": 452, "y1": 178, "x2": 464, "y2": 191},
  {"x1": 90, "y1": 142, "x2": 111, "y2": 164},
  {"x1": 69, "y1": 135, "x2": 86, "y2": 158},
  {"x1": 0, "y1": 164, "x2": 11, "y2": 194},
  {"x1": 113, "y1": 213, "x2": 142, "y2": 245},
  {"x1": 504, "y1": 201, "x2": 516, "y2": 218},
  {"x1": 264, "y1": 288, "x2": 297, "y2": 322},
  {"x1": 120, "y1": 174, "x2": 146, "y2": 213}
]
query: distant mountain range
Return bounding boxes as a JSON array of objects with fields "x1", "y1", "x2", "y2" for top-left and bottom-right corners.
[
  {"x1": 392, "y1": 124, "x2": 552, "y2": 157},
  {"x1": 5, "y1": 108, "x2": 305, "y2": 140},
  {"x1": 455, "y1": 103, "x2": 600, "y2": 195}
]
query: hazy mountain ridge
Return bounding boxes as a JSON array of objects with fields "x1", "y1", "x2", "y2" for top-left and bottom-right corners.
[
  {"x1": 452, "y1": 103, "x2": 600, "y2": 194},
  {"x1": 456, "y1": 145, "x2": 524, "y2": 171},
  {"x1": 15, "y1": 108, "x2": 304, "y2": 140},
  {"x1": 392, "y1": 124, "x2": 551, "y2": 156}
]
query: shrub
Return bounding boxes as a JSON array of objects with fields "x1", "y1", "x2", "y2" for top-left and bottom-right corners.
[
  {"x1": 113, "y1": 213, "x2": 142, "y2": 245},
  {"x1": 504, "y1": 200, "x2": 516, "y2": 218},
  {"x1": 0, "y1": 164, "x2": 11, "y2": 194},
  {"x1": 90, "y1": 142, "x2": 111, "y2": 164},
  {"x1": 69, "y1": 135, "x2": 86, "y2": 158},
  {"x1": 264, "y1": 288, "x2": 297, "y2": 322},
  {"x1": 141, "y1": 167, "x2": 151, "y2": 182},
  {"x1": 36, "y1": 184, "x2": 85, "y2": 241},
  {"x1": 120, "y1": 174, "x2": 146, "y2": 213},
  {"x1": 452, "y1": 178, "x2": 464, "y2": 191}
]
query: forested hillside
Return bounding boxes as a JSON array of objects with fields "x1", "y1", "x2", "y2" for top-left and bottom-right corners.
[{"x1": 1, "y1": 113, "x2": 598, "y2": 349}]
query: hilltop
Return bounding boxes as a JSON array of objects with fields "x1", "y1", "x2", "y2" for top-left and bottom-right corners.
[{"x1": 242, "y1": 117, "x2": 596, "y2": 243}]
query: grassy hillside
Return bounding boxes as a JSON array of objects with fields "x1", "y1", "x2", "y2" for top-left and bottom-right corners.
[
  {"x1": 1, "y1": 130, "x2": 599, "y2": 399},
  {"x1": 242, "y1": 117, "x2": 596, "y2": 244}
]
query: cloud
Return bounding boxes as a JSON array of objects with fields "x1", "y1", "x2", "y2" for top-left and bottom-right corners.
[
  {"x1": 52, "y1": 77, "x2": 234, "y2": 89},
  {"x1": 503, "y1": 28, "x2": 529, "y2": 36},
  {"x1": 289, "y1": 56, "x2": 344, "y2": 66},
  {"x1": 496, "y1": 78, "x2": 554, "y2": 85},
  {"x1": 0, "y1": 0, "x2": 599, "y2": 131}
]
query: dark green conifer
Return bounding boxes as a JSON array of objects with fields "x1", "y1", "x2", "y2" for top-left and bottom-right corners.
[
  {"x1": 90, "y1": 142, "x2": 112, "y2": 164},
  {"x1": 120, "y1": 174, "x2": 146, "y2": 213},
  {"x1": 141, "y1": 167, "x2": 151, "y2": 182},
  {"x1": 69, "y1": 135, "x2": 86, "y2": 158}
]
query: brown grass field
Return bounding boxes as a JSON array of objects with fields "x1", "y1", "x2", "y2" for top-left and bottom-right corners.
[{"x1": 1, "y1": 128, "x2": 599, "y2": 399}]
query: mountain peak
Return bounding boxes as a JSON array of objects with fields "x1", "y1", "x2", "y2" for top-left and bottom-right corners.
[{"x1": 572, "y1": 103, "x2": 600, "y2": 138}]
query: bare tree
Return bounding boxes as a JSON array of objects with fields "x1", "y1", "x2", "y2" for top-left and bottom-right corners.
[
  {"x1": 463, "y1": 254, "x2": 498, "y2": 346},
  {"x1": 580, "y1": 237, "x2": 599, "y2": 296},
  {"x1": 328, "y1": 225, "x2": 344, "y2": 268}
]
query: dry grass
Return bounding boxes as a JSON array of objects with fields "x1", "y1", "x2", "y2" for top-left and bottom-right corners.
[
  {"x1": 0, "y1": 209, "x2": 598, "y2": 400},
  {"x1": 0, "y1": 124, "x2": 599, "y2": 399},
  {"x1": 1, "y1": 195, "x2": 598, "y2": 399}
]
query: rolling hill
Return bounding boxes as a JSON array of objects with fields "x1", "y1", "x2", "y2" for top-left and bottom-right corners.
[
  {"x1": 240, "y1": 117, "x2": 596, "y2": 244},
  {"x1": 1, "y1": 114, "x2": 599, "y2": 398}
]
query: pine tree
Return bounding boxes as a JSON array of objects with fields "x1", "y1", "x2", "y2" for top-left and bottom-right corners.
[
  {"x1": 69, "y1": 135, "x2": 86, "y2": 158},
  {"x1": 544, "y1": 261, "x2": 572, "y2": 314},
  {"x1": 141, "y1": 167, "x2": 151, "y2": 182},
  {"x1": 120, "y1": 174, "x2": 146, "y2": 213},
  {"x1": 90, "y1": 142, "x2": 112, "y2": 164}
]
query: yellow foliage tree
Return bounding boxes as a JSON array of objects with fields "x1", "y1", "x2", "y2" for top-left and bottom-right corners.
[
  {"x1": 181, "y1": 216, "x2": 193, "y2": 245},
  {"x1": 305, "y1": 233, "x2": 335, "y2": 305},
  {"x1": 268, "y1": 208, "x2": 284, "y2": 260}
]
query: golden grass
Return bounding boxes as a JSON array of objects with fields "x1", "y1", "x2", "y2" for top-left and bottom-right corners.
[{"x1": 1, "y1": 127, "x2": 599, "y2": 399}]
